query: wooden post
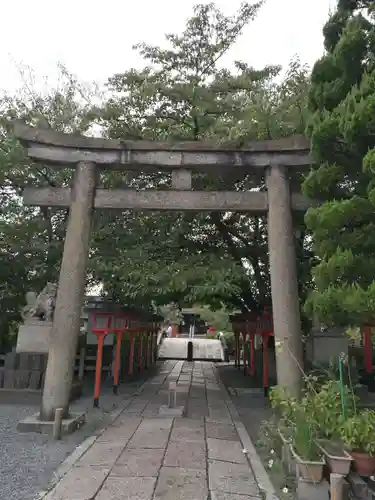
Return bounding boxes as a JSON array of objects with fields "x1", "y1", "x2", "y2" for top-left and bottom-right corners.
[
  {"x1": 263, "y1": 333, "x2": 269, "y2": 397},
  {"x1": 250, "y1": 334, "x2": 255, "y2": 376},
  {"x1": 53, "y1": 408, "x2": 64, "y2": 440},
  {"x1": 243, "y1": 335, "x2": 248, "y2": 376},
  {"x1": 237, "y1": 332, "x2": 241, "y2": 369},
  {"x1": 364, "y1": 325, "x2": 373, "y2": 374},
  {"x1": 138, "y1": 332, "x2": 143, "y2": 372},
  {"x1": 94, "y1": 334, "x2": 105, "y2": 407},
  {"x1": 78, "y1": 347, "x2": 85, "y2": 381},
  {"x1": 128, "y1": 333, "x2": 135, "y2": 376},
  {"x1": 168, "y1": 382, "x2": 177, "y2": 408},
  {"x1": 144, "y1": 331, "x2": 149, "y2": 369},
  {"x1": 113, "y1": 331, "x2": 122, "y2": 394}
]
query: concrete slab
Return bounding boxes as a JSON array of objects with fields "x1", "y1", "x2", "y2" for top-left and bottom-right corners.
[
  {"x1": 158, "y1": 405, "x2": 184, "y2": 417},
  {"x1": 45, "y1": 466, "x2": 109, "y2": 500},
  {"x1": 164, "y1": 440, "x2": 206, "y2": 469},
  {"x1": 113, "y1": 448, "x2": 164, "y2": 477},
  {"x1": 208, "y1": 460, "x2": 259, "y2": 497},
  {"x1": 97, "y1": 418, "x2": 140, "y2": 442},
  {"x1": 127, "y1": 418, "x2": 173, "y2": 449},
  {"x1": 153, "y1": 467, "x2": 208, "y2": 500},
  {"x1": 205, "y1": 422, "x2": 239, "y2": 441},
  {"x1": 207, "y1": 438, "x2": 247, "y2": 464},
  {"x1": 211, "y1": 492, "x2": 261, "y2": 500},
  {"x1": 170, "y1": 419, "x2": 205, "y2": 442},
  {"x1": 209, "y1": 409, "x2": 232, "y2": 420},
  {"x1": 77, "y1": 441, "x2": 126, "y2": 466},
  {"x1": 17, "y1": 411, "x2": 85, "y2": 435},
  {"x1": 297, "y1": 478, "x2": 329, "y2": 500},
  {"x1": 96, "y1": 476, "x2": 156, "y2": 500}
]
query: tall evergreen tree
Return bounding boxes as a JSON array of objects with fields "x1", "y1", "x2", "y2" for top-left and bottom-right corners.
[{"x1": 303, "y1": 0, "x2": 375, "y2": 325}]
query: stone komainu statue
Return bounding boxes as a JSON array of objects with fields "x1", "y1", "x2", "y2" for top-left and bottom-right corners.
[{"x1": 22, "y1": 282, "x2": 58, "y2": 322}]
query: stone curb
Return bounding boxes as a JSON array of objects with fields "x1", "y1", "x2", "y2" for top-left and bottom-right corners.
[
  {"x1": 212, "y1": 364, "x2": 279, "y2": 500},
  {"x1": 35, "y1": 434, "x2": 98, "y2": 499}
]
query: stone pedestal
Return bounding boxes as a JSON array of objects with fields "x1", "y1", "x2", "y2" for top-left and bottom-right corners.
[
  {"x1": 16, "y1": 321, "x2": 52, "y2": 353},
  {"x1": 297, "y1": 478, "x2": 329, "y2": 500}
]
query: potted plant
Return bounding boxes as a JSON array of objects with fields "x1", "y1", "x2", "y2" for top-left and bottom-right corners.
[
  {"x1": 278, "y1": 422, "x2": 295, "y2": 474},
  {"x1": 303, "y1": 379, "x2": 355, "y2": 475},
  {"x1": 315, "y1": 440, "x2": 352, "y2": 476},
  {"x1": 290, "y1": 419, "x2": 324, "y2": 482},
  {"x1": 269, "y1": 386, "x2": 299, "y2": 473},
  {"x1": 340, "y1": 409, "x2": 375, "y2": 476}
]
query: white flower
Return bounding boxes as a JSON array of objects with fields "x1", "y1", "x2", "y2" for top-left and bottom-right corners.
[
  {"x1": 268, "y1": 459, "x2": 274, "y2": 468},
  {"x1": 282, "y1": 487, "x2": 288, "y2": 493},
  {"x1": 270, "y1": 449, "x2": 275, "y2": 455}
]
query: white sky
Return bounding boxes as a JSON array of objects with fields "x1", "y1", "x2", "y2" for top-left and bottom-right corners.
[{"x1": 0, "y1": 0, "x2": 336, "y2": 92}]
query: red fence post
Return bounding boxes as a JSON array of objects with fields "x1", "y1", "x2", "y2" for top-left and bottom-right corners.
[
  {"x1": 113, "y1": 328, "x2": 123, "y2": 394},
  {"x1": 92, "y1": 312, "x2": 111, "y2": 408}
]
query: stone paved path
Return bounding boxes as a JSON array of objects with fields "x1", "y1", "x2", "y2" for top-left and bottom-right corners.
[{"x1": 42, "y1": 360, "x2": 266, "y2": 499}]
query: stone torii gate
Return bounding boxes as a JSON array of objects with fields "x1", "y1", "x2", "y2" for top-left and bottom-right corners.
[{"x1": 14, "y1": 123, "x2": 315, "y2": 422}]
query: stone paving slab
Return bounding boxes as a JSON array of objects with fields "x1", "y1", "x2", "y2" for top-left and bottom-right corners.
[
  {"x1": 153, "y1": 467, "x2": 208, "y2": 500},
  {"x1": 169, "y1": 418, "x2": 205, "y2": 442},
  {"x1": 39, "y1": 361, "x2": 269, "y2": 500},
  {"x1": 211, "y1": 492, "x2": 261, "y2": 500},
  {"x1": 113, "y1": 448, "x2": 164, "y2": 476},
  {"x1": 127, "y1": 418, "x2": 173, "y2": 449},
  {"x1": 208, "y1": 460, "x2": 260, "y2": 496},
  {"x1": 164, "y1": 440, "x2": 206, "y2": 469},
  {"x1": 45, "y1": 465, "x2": 110, "y2": 499},
  {"x1": 207, "y1": 437, "x2": 247, "y2": 464},
  {"x1": 205, "y1": 421, "x2": 239, "y2": 441},
  {"x1": 77, "y1": 441, "x2": 126, "y2": 466},
  {"x1": 98, "y1": 417, "x2": 141, "y2": 442},
  {"x1": 96, "y1": 476, "x2": 157, "y2": 500}
]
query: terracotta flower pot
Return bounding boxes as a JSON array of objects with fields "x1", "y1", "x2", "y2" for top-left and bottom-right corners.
[{"x1": 350, "y1": 451, "x2": 375, "y2": 476}]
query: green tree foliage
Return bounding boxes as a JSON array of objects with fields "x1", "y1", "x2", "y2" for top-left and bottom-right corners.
[
  {"x1": 0, "y1": 4, "x2": 313, "y2": 347},
  {"x1": 303, "y1": 0, "x2": 375, "y2": 325},
  {"x1": 0, "y1": 67, "x2": 98, "y2": 347},
  {"x1": 91, "y1": 3, "x2": 312, "y2": 312}
]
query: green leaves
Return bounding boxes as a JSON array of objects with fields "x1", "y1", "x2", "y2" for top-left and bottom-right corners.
[
  {"x1": 0, "y1": 2, "x2": 316, "y2": 343},
  {"x1": 304, "y1": 1, "x2": 375, "y2": 326}
]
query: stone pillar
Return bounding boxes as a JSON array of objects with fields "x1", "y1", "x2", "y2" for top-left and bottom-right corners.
[
  {"x1": 40, "y1": 162, "x2": 97, "y2": 421},
  {"x1": 266, "y1": 164, "x2": 303, "y2": 396}
]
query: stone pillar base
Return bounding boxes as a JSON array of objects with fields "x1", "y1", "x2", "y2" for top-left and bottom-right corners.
[
  {"x1": 297, "y1": 478, "x2": 329, "y2": 500},
  {"x1": 16, "y1": 321, "x2": 52, "y2": 353},
  {"x1": 17, "y1": 411, "x2": 85, "y2": 435}
]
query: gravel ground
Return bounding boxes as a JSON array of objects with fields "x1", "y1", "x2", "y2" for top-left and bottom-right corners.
[{"x1": 0, "y1": 366, "x2": 160, "y2": 500}]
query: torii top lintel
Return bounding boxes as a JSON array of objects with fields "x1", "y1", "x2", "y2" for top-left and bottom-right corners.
[{"x1": 13, "y1": 123, "x2": 313, "y2": 172}]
